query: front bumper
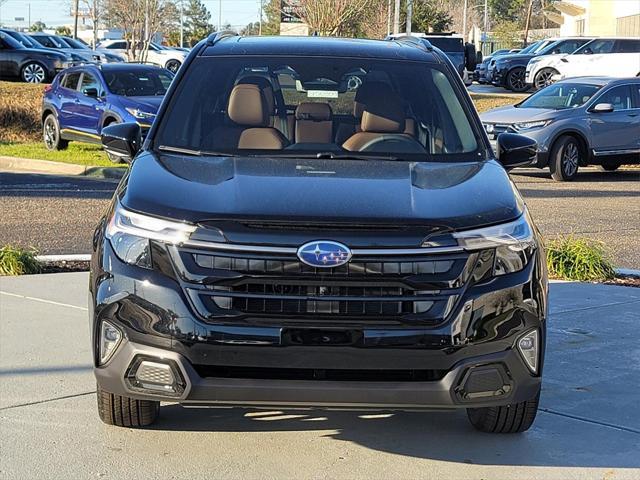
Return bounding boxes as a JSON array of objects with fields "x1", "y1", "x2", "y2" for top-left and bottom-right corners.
[
  {"x1": 91, "y1": 237, "x2": 547, "y2": 409},
  {"x1": 95, "y1": 337, "x2": 541, "y2": 409}
]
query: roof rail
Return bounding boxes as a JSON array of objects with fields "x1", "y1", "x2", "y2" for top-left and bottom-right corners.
[
  {"x1": 205, "y1": 30, "x2": 239, "y2": 46},
  {"x1": 390, "y1": 34, "x2": 433, "y2": 52}
]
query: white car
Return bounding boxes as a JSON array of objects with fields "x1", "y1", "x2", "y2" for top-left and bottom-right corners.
[
  {"x1": 97, "y1": 40, "x2": 187, "y2": 73},
  {"x1": 526, "y1": 38, "x2": 640, "y2": 90}
]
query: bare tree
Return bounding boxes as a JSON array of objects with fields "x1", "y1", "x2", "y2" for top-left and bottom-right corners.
[
  {"x1": 294, "y1": 0, "x2": 374, "y2": 36},
  {"x1": 79, "y1": 0, "x2": 105, "y2": 48},
  {"x1": 105, "y1": 0, "x2": 177, "y2": 61}
]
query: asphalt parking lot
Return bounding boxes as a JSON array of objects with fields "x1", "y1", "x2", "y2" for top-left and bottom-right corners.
[
  {"x1": 1, "y1": 272, "x2": 639, "y2": 479},
  {"x1": 1, "y1": 166, "x2": 639, "y2": 268}
]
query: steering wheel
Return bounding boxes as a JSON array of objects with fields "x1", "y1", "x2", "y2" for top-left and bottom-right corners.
[{"x1": 359, "y1": 135, "x2": 426, "y2": 154}]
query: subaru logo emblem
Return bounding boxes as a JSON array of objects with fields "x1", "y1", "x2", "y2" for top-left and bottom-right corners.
[{"x1": 297, "y1": 240, "x2": 352, "y2": 268}]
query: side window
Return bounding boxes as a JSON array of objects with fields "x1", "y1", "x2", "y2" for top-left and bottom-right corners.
[
  {"x1": 107, "y1": 41, "x2": 126, "y2": 49},
  {"x1": 32, "y1": 35, "x2": 54, "y2": 48},
  {"x1": 560, "y1": 39, "x2": 589, "y2": 54},
  {"x1": 579, "y1": 40, "x2": 615, "y2": 54},
  {"x1": 80, "y1": 72, "x2": 102, "y2": 96},
  {"x1": 633, "y1": 86, "x2": 640, "y2": 109},
  {"x1": 596, "y1": 86, "x2": 633, "y2": 111},
  {"x1": 62, "y1": 72, "x2": 81, "y2": 91},
  {"x1": 614, "y1": 40, "x2": 640, "y2": 53}
]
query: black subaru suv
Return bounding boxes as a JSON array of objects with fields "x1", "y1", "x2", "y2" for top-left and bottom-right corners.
[{"x1": 91, "y1": 33, "x2": 547, "y2": 433}]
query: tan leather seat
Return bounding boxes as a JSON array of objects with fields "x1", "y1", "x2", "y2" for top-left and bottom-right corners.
[
  {"x1": 342, "y1": 86, "x2": 414, "y2": 152},
  {"x1": 227, "y1": 84, "x2": 287, "y2": 149},
  {"x1": 295, "y1": 102, "x2": 333, "y2": 143}
]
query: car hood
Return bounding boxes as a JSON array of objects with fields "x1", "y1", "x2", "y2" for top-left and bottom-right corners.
[
  {"x1": 119, "y1": 96, "x2": 163, "y2": 112},
  {"x1": 19, "y1": 47, "x2": 68, "y2": 58},
  {"x1": 120, "y1": 153, "x2": 524, "y2": 234},
  {"x1": 481, "y1": 106, "x2": 555, "y2": 123},
  {"x1": 496, "y1": 54, "x2": 535, "y2": 64}
]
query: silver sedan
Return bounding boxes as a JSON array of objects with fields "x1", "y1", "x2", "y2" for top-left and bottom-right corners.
[{"x1": 480, "y1": 77, "x2": 640, "y2": 181}]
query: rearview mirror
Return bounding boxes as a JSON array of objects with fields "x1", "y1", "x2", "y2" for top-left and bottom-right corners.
[
  {"x1": 591, "y1": 103, "x2": 614, "y2": 113},
  {"x1": 496, "y1": 133, "x2": 537, "y2": 169},
  {"x1": 101, "y1": 122, "x2": 141, "y2": 164},
  {"x1": 82, "y1": 87, "x2": 99, "y2": 98}
]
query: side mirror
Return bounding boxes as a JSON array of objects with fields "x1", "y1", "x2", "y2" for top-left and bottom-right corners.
[
  {"x1": 82, "y1": 87, "x2": 99, "y2": 98},
  {"x1": 496, "y1": 133, "x2": 537, "y2": 169},
  {"x1": 591, "y1": 103, "x2": 614, "y2": 113},
  {"x1": 101, "y1": 122, "x2": 141, "y2": 164}
]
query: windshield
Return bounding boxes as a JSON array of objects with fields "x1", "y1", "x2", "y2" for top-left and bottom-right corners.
[
  {"x1": 531, "y1": 40, "x2": 554, "y2": 54},
  {"x1": 518, "y1": 82, "x2": 602, "y2": 109},
  {"x1": 104, "y1": 69, "x2": 173, "y2": 96},
  {"x1": 63, "y1": 37, "x2": 89, "y2": 49},
  {"x1": 155, "y1": 56, "x2": 481, "y2": 161},
  {"x1": 519, "y1": 42, "x2": 541, "y2": 55},
  {"x1": 539, "y1": 38, "x2": 591, "y2": 55},
  {"x1": 0, "y1": 31, "x2": 23, "y2": 49}
]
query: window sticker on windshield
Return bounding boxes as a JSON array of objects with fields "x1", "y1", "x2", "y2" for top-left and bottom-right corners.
[{"x1": 307, "y1": 90, "x2": 338, "y2": 98}]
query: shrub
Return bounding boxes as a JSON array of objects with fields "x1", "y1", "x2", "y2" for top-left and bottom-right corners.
[
  {"x1": 546, "y1": 237, "x2": 616, "y2": 282},
  {"x1": 0, "y1": 245, "x2": 42, "y2": 276},
  {"x1": 0, "y1": 81, "x2": 44, "y2": 143}
]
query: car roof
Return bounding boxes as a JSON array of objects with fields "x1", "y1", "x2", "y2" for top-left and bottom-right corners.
[
  {"x1": 201, "y1": 35, "x2": 440, "y2": 63},
  {"x1": 557, "y1": 76, "x2": 640, "y2": 86}
]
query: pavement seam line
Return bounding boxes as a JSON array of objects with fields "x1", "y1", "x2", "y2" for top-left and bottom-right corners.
[
  {"x1": 540, "y1": 408, "x2": 640, "y2": 435},
  {"x1": 551, "y1": 299, "x2": 640, "y2": 316},
  {"x1": 0, "y1": 291, "x2": 88, "y2": 311},
  {"x1": 0, "y1": 391, "x2": 96, "y2": 411}
]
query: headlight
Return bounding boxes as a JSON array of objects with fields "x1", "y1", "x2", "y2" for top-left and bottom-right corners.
[
  {"x1": 453, "y1": 212, "x2": 536, "y2": 277},
  {"x1": 125, "y1": 107, "x2": 156, "y2": 120},
  {"x1": 105, "y1": 202, "x2": 195, "y2": 268},
  {"x1": 513, "y1": 120, "x2": 551, "y2": 131}
]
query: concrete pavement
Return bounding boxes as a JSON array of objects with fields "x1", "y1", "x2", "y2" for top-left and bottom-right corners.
[{"x1": 1, "y1": 272, "x2": 639, "y2": 479}]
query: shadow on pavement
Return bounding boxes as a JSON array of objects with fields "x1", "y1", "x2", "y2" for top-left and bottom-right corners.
[
  {"x1": 511, "y1": 169, "x2": 640, "y2": 183},
  {"x1": 151, "y1": 403, "x2": 640, "y2": 468}
]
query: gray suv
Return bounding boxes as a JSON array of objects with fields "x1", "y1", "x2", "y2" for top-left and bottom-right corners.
[{"x1": 481, "y1": 77, "x2": 640, "y2": 181}]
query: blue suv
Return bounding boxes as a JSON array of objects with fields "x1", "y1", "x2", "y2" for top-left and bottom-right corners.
[{"x1": 42, "y1": 63, "x2": 173, "y2": 162}]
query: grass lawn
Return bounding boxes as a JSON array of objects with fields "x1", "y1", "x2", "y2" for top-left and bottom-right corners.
[
  {"x1": 0, "y1": 142, "x2": 119, "y2": 167},
  {"x1": 470, "y1": 93, "x2": 523, "y2": 113}
]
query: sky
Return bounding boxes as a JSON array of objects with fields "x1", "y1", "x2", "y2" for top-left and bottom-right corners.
[{"x1": 0, "y1": 0, "x2": 262, "y2": 30}]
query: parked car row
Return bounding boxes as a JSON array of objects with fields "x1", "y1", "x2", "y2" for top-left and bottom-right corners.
[
  {"x1": 478, "y1": 37, "x2": 640, "y2": 93},
  {"x1": 1, "y1": 28, "x2": 190, "y2": 83},
  {"x1": 480, "y1": 76, "x2": 640, "y2": 180}
]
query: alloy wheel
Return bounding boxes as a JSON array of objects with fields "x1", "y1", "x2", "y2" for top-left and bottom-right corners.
[
  {"x1": 23, "y1": 63, "x2": 46, "y2": 83},
  {"x1": 534, "y1": 69, "x2": 556, "y2": 90},
  {"x1": 166, "y1": 60, "x2": 181, "y2": 73},
  {"x1": 43, "y1": 117, "x2": 57, "y2": 149},
  {"x1": 508, "y1": 68, "x2": 527, "y2": 92},
  {"x1": 562, "y1": 142, "x2": 579, "y2": 177}
]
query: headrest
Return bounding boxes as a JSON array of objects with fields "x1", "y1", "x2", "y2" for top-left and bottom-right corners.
[
  {"x1": 360, "y1": 85, "x2": 405, "y2": 133},
  {"x1": 353, "y1": 81, "x2": 382, "y2": 118},
  {"x1": 295, "y1": 102, "x2": 332, "y2": 121},
  {"x1": 228, "y1": 84, "x2": 267, "y2": 127},
  {"x1": 237, "y1": 76, "x2": 275, "y2": 115}
]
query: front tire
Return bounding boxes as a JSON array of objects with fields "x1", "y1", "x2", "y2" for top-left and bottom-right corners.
[
  {"x1": 549, "y1": 135, "x2": 581, "y2": 181},
  {"x1": 97, "y1": 385, "x2": 160, "y2": 427},
  {"x1": 165, "y1": 59, "x2": 181, "y2": 73},
  {"x1": 506, "y1": 67, "x2": 529, "y2": 93},
  {"x1": 467, "y1": 392, "x2": 540, "y2": 433},
  {"x1": 43, "y1": 114, "x2": 69, "y2": 151},
  {"x1": 533, "y1": 68, "x2": 558, "y2": 91},
  {"x1": 22, "y1": 62, "x2": 48, "y2": 83}
]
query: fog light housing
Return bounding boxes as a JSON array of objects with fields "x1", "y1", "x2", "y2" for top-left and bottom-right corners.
[
  {"x1": 126, "y1": 356, "x2": 185, "y2": 397},
  {"x1": 99, "y1": 320, "x2": 122, "y2": 365},
  {"x1": 517, "y1": 329, "x2": 539, "y2": 374}
]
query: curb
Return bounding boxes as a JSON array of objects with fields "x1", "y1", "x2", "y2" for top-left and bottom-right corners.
[
  {"x1": 0, "y1": 156, "x2": 125, "y2": 181},
  {"x1": 36, "y1": 254, "x2": 91, "y2": 262}
]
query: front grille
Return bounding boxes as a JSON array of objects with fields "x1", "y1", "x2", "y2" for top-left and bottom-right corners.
[
  {"x1": 193, "y1": 364, "x2": 448, "y2": 382},
  {"x1": 172, "y1": 245, "x2": 475, "y2": 326}
]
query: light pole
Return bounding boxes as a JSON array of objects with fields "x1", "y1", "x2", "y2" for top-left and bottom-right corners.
[
  {"x1": 405, "y1": 0, "x2": 412, "y2": 35},
  {"x1": 179, "y1": 0, "x2": 184, "y2": 47},
  {"x1": 218, "y1": 0, "x2": 222, "y2": 31},
  {"x1": 393, "y1": 0, "x2": 400, "y2": 35}
]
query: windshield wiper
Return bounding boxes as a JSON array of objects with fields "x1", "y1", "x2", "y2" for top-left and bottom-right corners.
[
  {"x1": 157, "y1": 145, "x2": 237, "y2": 157},
  {"x1": 247, "y1": 151, "x2": 404, "y2": 161}
]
